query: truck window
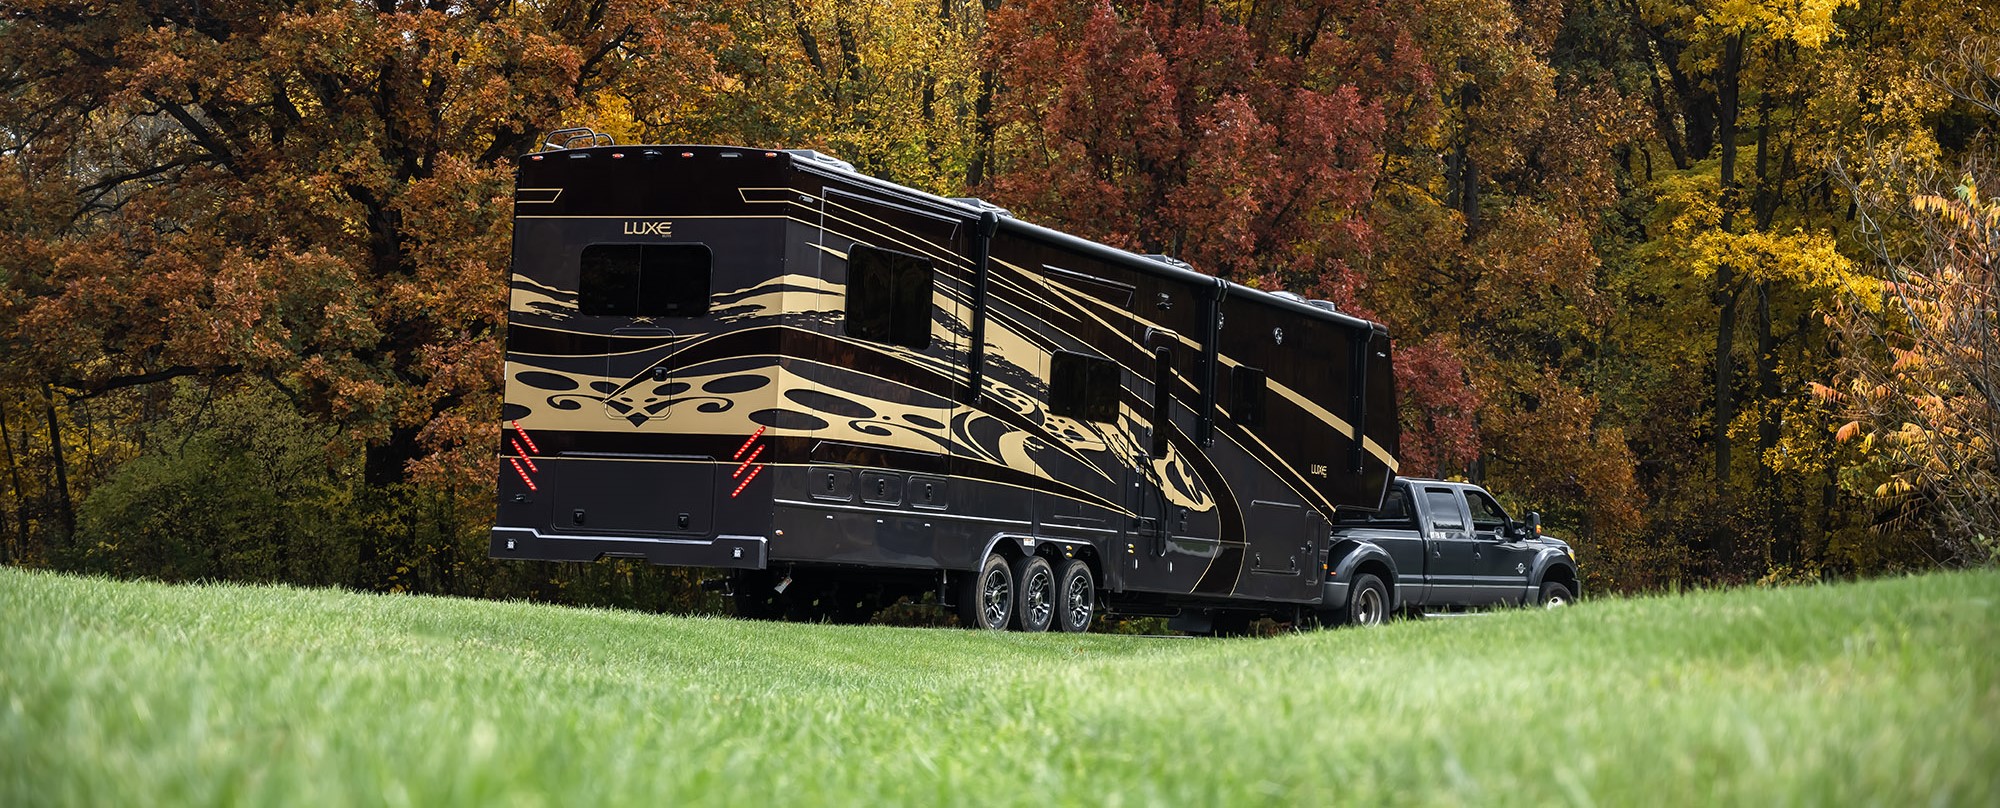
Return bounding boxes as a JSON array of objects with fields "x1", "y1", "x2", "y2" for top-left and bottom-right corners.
[
  {"x1": 579, "y1": 244, "x2": 711, "y2": 316},
  {"x1": 845, "y1": 243, "x2": 933, "y2": 349},
  {"x1": 1333, "y1": 487, "x2": 1416, "y2": 527},
  {"x1": 1423, "y1": 488, "x2": 1465, "y2": 530},
  {"x1": 1466, "y1": 490, "x2": 1508, "y2": 531},
  {"x1": 1050, "y1": 350, "x2": 1120, "y2": 423}
]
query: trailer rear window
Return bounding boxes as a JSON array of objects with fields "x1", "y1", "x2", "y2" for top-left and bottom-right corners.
[
  {"x1": 845, "y1": 244, "x2": 933, "y2": 350},
  {"x1": 1050, "y1": 351, "x2": 1120, "y2": 423},
  {"x1": 578, "y1": 244, "x2": 711, "y2": 317}
]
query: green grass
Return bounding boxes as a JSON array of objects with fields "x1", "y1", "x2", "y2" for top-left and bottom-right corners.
[{"x1": 3, "y1": 567, "x2": 1996, "y2": 806}]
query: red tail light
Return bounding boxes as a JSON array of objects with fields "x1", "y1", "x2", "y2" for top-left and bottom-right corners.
[{"x1": 730, "y1": 427, "x2": 768, "y2": 498}]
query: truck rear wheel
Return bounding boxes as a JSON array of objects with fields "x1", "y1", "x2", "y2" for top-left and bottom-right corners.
[
  {"x1": 1012, "y1": 556, "x2": 1055, "y2": 632},
  {"x1": 1333, "y1": 573, "x2": 1389, "y2": 627},
  {"x1": 1054, "y1": 559, "x2": 1095, "y2": 633},
  {"x1": 957, "y1": 553, "x2": 1015, "y2": 630}
]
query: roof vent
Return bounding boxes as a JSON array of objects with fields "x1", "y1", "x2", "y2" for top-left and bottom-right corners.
[
  {"x1": 1271, "y1": 290, "x2": 1307, "y2": 303},
  {"x1": 1143, "y1": 254, "x2": 1193, "y2": 271},
  {"x1": 950, "y1": 198, "x2": 1014, "y2": 218},
  {"x1": 1307, "y1": 299, "x2": 1339, "y2": 313},
  {"x1": 784, "y1": 149, "x2": 854, "y2": 172}
]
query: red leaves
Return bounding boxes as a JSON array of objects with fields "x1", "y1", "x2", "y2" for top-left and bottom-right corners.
[{"x1": 984, "y1": 0, "x2": 1386, "y2": 287}]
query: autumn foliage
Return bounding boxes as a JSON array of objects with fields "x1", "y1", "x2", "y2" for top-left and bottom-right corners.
[{"x1": 1, "y1": 0, "x2": 1993, "y2": 602}]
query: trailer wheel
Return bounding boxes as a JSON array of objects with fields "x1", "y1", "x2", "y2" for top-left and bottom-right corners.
[
  {"x1": 957, "y1": 553, "x2": 1015, "y2": 630},
  {"x1": 1013, "y1": 556, "x2": 1056, "y2": 632},
  {"x1": 1053, "y1": 559, "x2": 1095, "y2": 633},
  {"x1": 1332, "y1": 573, "x2": 1389, "y2": 627}
]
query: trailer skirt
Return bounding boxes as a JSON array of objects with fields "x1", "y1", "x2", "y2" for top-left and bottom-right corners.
[{"x1": 490, "y1": 527, "x2": 767, "y2": 569}]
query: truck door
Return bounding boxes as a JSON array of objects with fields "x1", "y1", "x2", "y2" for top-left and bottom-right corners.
[
  {"x1": 1464, "y1": 488, "x2": 1537, "y2": 605},
  {"x1": 1418, "y1": 485, "x2": 1479, "y2": 603}
]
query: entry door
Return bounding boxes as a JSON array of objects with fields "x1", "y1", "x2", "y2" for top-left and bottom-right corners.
[{"x1": 1128, "y1": 329, "x2": 1180, "y2": 559}]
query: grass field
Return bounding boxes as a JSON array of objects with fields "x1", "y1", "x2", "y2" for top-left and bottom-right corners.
[{"x1": 2, "y1": 567, "x2": 1996, "y2": 806}]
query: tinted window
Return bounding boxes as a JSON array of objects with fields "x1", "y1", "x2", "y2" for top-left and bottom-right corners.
[
  {"x1": 1423, "y1": 488, "x2": 1465, "y2": 530},
  {"x1": 845, "y1": 244, "x2": 933, "y2": 349},
  {"x1": 1336, "y1": 487, "x2": 1415, "y2": 527},
  {"x1": 1051, "y1": 351, "x2": 1120, "y2": 423},
  {"x1": 1232, "y1": 365, "x2": 1267, "y2": 426},
  {"x1": 1467, "y1": 490, "x2": 1508, "y2": 530},
  {"x1": 579, "y1": 244, "x2": 711, "y2": 317}
]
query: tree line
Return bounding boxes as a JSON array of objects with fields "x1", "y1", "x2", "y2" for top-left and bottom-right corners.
[{"x1": 0, "y1": 0, "x2": 1993, "y2": 607}]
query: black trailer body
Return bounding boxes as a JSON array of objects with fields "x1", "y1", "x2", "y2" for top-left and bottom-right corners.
[{"x1": 491, "y1": 139, "x2": 1400, "y2": 628}]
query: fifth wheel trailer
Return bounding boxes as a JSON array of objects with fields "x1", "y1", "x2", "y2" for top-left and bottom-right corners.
[{"x1": 490, "y1": 129, "x2": 1402, "y2": 632}]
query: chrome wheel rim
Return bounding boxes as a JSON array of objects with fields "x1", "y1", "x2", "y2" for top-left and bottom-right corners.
[
  {"x1": 981, "y1": 568, "x2": 1011, "y2": 628},
  {"x1": 1545, "y1": 594, "x2": 1568, "y2": 608},
  {"x1": 1355, "y1": 586, "x2": 1385, "y2": 626},
  {"x1": 1024, "y1": 567, "x2": 1054, "y2": 627},
  {"x1": 1065, "y1": 571, "x2": 1094, "y2": 629}
]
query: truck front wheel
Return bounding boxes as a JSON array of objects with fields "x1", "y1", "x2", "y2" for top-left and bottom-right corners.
[
  {"x1": 1539, "y1": 581, "x2": 1574, "y2": 608},
  {"x1": 1334, "y1": 574, "x2": 1389, "y2": 627}
]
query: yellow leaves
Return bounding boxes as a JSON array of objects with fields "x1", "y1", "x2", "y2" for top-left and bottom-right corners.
[
  {"x1": 1697, "y1": 0, "x2": 1856, "y2": 50},
  {"x1": 1670, "y1": 222, "x2": 1875, "y2": 301}
]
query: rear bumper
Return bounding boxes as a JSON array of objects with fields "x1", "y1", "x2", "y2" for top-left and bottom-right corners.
[{"x1": 489, "y1": 527, "x2": 768, "y2": 570}]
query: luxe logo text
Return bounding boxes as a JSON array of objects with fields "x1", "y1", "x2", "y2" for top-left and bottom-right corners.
[{"x1": 623, "y1": 221, "x2": 674, "y2": 236}]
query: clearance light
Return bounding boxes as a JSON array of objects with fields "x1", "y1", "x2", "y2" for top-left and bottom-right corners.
[
  {"x1": 611, "y1": 152, "x2": 625, "y2": 159},
  {"x1": 764, "y1": 152, "x2": 777, "y2": 158},
  {"x1": 680, "y1": 152, "x2": 695, "y2": 158},
  {"x1": 529, "y1": 155, "x2": 544, "y2": 161}
]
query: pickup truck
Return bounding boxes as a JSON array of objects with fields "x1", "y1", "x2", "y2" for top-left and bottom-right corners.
[{"x1": 1318, "y1": 477, "x2": 1580, "y2": 626}]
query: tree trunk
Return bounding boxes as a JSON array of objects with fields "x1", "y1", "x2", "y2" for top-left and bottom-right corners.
[
  {"x1": 41, "y1": 384, "x2": 74, "y2": 546},
  {"x1": 965, "y1": 0, "x2": 1003, "y2": 190},
  {"x1": 0, "y1": 400, "x2": 23, "y2": 563},
  {"x1": 1711, "y1": 32, "x2": 1744, "y2": 501}
]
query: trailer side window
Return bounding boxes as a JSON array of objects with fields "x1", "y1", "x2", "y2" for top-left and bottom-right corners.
[
  {"x1": 845, "y1": 244, "x2": 933, "y2": 350},
  {"x1": 1050, "y1": 351, "x2": 1120, "y2": 423},
  {"x1": 1232, "y1": 366, "x2": 1267, "y2": 426},
  {"x1": 578, "y1": 244, "x2": 711, "y2": 317}
]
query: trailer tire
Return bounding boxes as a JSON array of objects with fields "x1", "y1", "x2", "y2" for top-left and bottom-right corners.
[
  {"x1": 1332, "y1": 573, "x2": 1389, "y2": 627},
  {"x1": 957, "y1": 553, "x2": 1015, "y2": 630},
  {"x1": 1013, "y1": 556, "x2": 1056, "y2": 632},
  {"x1": 1053, "y1": 559, "x2": 1095, "y2": 633}
]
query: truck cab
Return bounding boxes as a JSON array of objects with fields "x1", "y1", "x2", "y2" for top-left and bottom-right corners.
[{"x1": 1321, "y1": 478, "x2": 1578, "y2": 623}]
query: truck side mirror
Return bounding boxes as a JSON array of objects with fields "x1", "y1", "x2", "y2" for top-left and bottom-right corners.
[{"x1": 1527, "y1": 512, "x2": 1542, "y2": 535}]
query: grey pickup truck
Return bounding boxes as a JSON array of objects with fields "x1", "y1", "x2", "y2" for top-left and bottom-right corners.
[{"x1": 1319, "y1": 477, "x2": 1580, "y2": 626}]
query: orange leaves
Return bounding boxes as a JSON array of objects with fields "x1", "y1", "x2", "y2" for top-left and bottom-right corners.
[{"x1": 1835, "y1": 420, "x2": 1861, "y2": 443}]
